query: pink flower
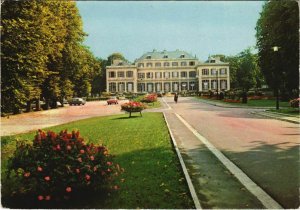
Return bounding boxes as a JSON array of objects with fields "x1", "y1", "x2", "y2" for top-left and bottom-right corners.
[
  {"x1": 24, "y1": 172, "x2": 30, "y2": 177},
  {"x1": 90, "y1": 156, "x2": 94, "y2": 161},
  {"x1": 85, "y1": 174, "x2": 91, "y2": 181},
  {"x1": 66, "y1": 187, "x2": 72, "y2": 193},
  {"x1": 80, "y1": 149, "x2": 85, "y2": 154},
  {"x1": 56, "y1": 145, "x2": 61, "y2": 150},
  {"x1": 67, "y1": 145, "x2": 72, "y2": 150},
  {"x1": 113, "y1": 185, "x2": 120, "y2": 190},
  {"x1": 44, "y1": 176, "x2": 50, "y2": 181},
  {"x1": 37, "y1": 166, "x2": 43, "y2": 172},
  {"x1": 78, "y1": 157, "x2": 82, "y2": 162},
  {"x1": 93, "y1": 166, "x2": 97, "y2": 172},
  {"x1": 107, "y1": 161, "x2": 112, "y2": 166},
  {"x1": 107, "y1": 168, "x2": 111, "y2": 172},
  {"x1": 45, "y1": 195, "x2": 51, "y2": 201},
  {"x1": 76, "y1": 168, "x2": 80, "y2": 173},
  {"x1": 38, "y1": 195, "x2": 44, "y2": 201}
]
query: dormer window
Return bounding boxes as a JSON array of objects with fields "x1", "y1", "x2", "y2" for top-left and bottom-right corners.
[
  {"x1": 210, "y1": 60, "x2": 216, "y2": 63},
  {"x1": 146, "y1": 55, "x2": 151, "y2": 59},
  {"x1": 163, "y1": 55, "x2": 168, "y2": 58},
  {"x1": 180, "y1": 54, "x2": 185, "y2": 58}
]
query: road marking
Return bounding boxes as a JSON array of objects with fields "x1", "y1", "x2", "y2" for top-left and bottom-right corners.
[
  {"x1": 163, "y1": 113, "x2": 202, "y2": 209},
  {"x1": 162, "y1": 97, "x2": 172, "y2": 110},
  {"x1": 174, "y1": 113, "x2": 283, "y2": 209}
]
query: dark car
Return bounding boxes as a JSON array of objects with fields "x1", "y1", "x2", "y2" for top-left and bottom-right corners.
[{"x1": 69, "y1": 98, "x2": 86, "y2": 106}]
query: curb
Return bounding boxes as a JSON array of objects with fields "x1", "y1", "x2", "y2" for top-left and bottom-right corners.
[
  {"x1": 252, "y1": 111, "x2": 299, "y2": 124},
  {"x1": 163, "y1": 112, "x2": 202, "y2": 209}
]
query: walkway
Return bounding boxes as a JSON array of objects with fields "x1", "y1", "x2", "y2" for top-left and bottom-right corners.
[{"x1": 161, "y1": 97, "x2": 299, "y2": 209}]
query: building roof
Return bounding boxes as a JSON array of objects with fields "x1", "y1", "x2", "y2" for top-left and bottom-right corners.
[
  {"x1": 203, "y1": 56, "x2": 228, "y2": 64},
  {"x1": 136, "y1": 49, "x2": 197, "y2": 61}
]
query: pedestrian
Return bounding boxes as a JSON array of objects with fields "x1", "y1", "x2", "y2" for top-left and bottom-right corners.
[{"x1": 174, "y1": 93, "x2": 178, "y2": 103}]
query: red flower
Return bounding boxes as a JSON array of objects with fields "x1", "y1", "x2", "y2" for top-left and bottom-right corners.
[
  {"x1": 66, "y1": 187, "x2": 72, "y2": 193},
  {"x1": 76, "y1": 168, "x2": 80, "y2": 173},
  {"x1": 113, "y1": 185, "x2": 120, "y2": 190},
  {"x1": 45, "y1": 195, "x2": 51, "y2": 201},
  {"x1": 56, "y1": 145, "x2": 61, "y2": 150},
  {"x1": 24, "y1": 172, "x2": 30, "y2": 177},
  {"x1": 90, "y1": 156, "x2": 94, "y2": 161},
  {"x1": 80, "y1": 149, "x2": 85, "y2": 154},
  {"x1": 38, "y1": 195, "x2": 44, "y2": 201},
  {"x1": 44, "y1": 176, "x2": 50, "y2": 181},
  {"x1": 107, "y1": 161, "x2": 112, "y2": 166},
  {"x1": 37, "y1": 166, "x2": 43, "y2": 172},
  {"x1": 107, "y1": 168, "x2": 111, "y2": 172},
  {"x1": 85, "y1": 174, "x2": 91, "y2": 181}
]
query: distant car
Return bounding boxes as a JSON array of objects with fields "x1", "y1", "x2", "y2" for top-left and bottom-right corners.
[
  {"x1": 107, "y1": 97, "x2": 118, "y2": 105},
  {"x1": 69, "y1": 98, "x2": 86, "y2": 106}
]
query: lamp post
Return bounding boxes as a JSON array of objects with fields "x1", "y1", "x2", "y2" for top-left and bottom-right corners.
[
  {"x1": 272, "y1": 46, "x2": 280, "y2": 110},
  {"x1": 216, "y1": 69, "x2": 219, "y2": 99}
]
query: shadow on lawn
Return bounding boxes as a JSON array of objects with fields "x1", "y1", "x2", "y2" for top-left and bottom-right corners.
[{"x1": 221, "y1": 142, "x2": 299, "y2": 209}]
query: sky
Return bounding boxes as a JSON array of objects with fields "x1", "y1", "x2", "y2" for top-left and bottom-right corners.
[{"x1": 76, "y1": 1, "x2": 265, "y2": 62}]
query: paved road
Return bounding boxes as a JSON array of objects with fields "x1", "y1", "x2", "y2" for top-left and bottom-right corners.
[
  {"x1": 163, "y1": 97, "x2": 299, "y2": 208},
  {"x1": 0, "y1": 101, "x2": 128, "y2": 136}
]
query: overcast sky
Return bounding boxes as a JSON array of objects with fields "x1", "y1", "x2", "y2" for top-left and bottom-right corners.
[{"x1": 76, "y1": 1, "x2": 265, "y2": 62}]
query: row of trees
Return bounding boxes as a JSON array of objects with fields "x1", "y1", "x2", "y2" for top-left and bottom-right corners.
[{"x1": 2, "y1": 0, "x2": 101, "y2": 114}]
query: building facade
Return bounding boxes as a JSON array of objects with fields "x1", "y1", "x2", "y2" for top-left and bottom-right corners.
[{"x1": 106, "y1": 50, "x2": 230, "y2": 93}]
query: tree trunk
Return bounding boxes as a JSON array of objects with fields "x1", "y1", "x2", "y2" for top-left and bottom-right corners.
[
  {"x1": 26, "y1": 101, "x2": 32, "y2": 112},
  {"x1": 242, "y1": 91, "x2": 248, "y2": 104},
  {"x1": 35, "y1": 99, "x2": 41, "y2": 111}
]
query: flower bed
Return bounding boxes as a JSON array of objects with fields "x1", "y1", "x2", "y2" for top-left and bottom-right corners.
[
  {"x1": 141, "y1": 94, "x2": 157, "y2": 103},
  {"x1": 223, "y1": 99, "x2": 241, "y2": 103},
  {"x1": 121, "y1": 101, "x2": 146, "y2": 117},
  {"x1": 290, "y1": 98, "x2": 300, "y2": 108},
  {"x1": 6, "y1": 130, "x2": 123, "y2": 203}
]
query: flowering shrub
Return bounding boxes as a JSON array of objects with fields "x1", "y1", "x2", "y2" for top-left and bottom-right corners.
[
  {"x1": 290, "y1": 98, "x2": 300, "y2": 108},
  {"x1": 121, "y1": 101, "x2": 146, "y2": 112},
  {"x1": 223, "y1": 99, "x2": 241, "y2": 103},
  {"x1": 141, "y1": 94, "x2": 157, "y2": 103},
  {"x1": 6, "y1": 130, "x2": 123, "y2": 202}
]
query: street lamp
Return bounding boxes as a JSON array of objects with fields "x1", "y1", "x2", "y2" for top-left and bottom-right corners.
[
  {"x1": 272, "y1": 46, "x2": 280, "y2": 110},
  {"x1": 215, "y1": 69, "x2": 219, "y2": 99}
]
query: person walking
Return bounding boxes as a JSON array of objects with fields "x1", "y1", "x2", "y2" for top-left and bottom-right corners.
[{"x1": 174, "y1": 93, "x2": 178, "y2": 103}]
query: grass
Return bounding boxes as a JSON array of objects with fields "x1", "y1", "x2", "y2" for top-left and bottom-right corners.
[
  {"x1": 1, "y1": 113, "x2": 194, "y2": 209},
  {"x1": 197, "y1": 97, "x2": 290, "y2": 107},
  {"x1": 267, "y1": 108, "x2": 299, "y2": 116}
]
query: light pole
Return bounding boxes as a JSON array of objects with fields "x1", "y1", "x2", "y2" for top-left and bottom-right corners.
[
  {"x1": 272, "y1": 46, "x2": 280, "y2": 110},
  {"x1": 216, "y1": 69, "x2": 219, "y2": 99}
]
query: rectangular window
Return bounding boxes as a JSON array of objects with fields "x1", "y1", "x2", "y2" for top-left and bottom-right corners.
[
  {"x1": 173, "y1": 82, "x2": 179, "y2": 91},
  {"x1": 118, "y1": 71, "x2": 125, "y2": 78},
  {"x1": 189, "y1": 81, "x2": 196, "y2": 90},
  {"x1": 164, "y1": 83, "x2": 170, "y2": 92},
  {"x1": 211, "y1": 69, "x2": 217, "y2": 75},
  {"x1": 189, "y1": 61, "x2": 195, "y2": 66},
  {"x1": 189, "y1": 71, "x2": 196, "y2": 78},
  {"x1": 202, "y1": 80, "x2": 209, "y2": 90},
  {"x1": 147, "y1": 83, "x2": 153, "y2": 92},
  {"x1": 138, "y1": 63, "x2": 144, "y2": 67},
  {"x1": 109, "y1": 83, "x2": 116, "y2": 92},
  {"x1": 172, "y1": 71, "x2": 178, "y2": 78},
  {"x1": 181, "y1": 62, "x2": 187, "y2": 66},
  {"x1": 138, "y1": 73, "x2": 145, "y2": 79},
  {"x1": 155, "y1": 62, "x2": 161, "y2": 67},
  {"x1": 109, "y1": 71, "x2": 116, "y2": 78},
  {"x1": 220, "y1": 68, "x2": 227, "y2": 75},
  {"x1": 138, "y1": 83, "x2": 145, "y2": 92},
  {"x1": 164, "y1": 62, "x2": 170, "y2": 67},
  {"x1": 155, "y1": 72, "x2": 161, "y2": 78},
  {"x1": 164, "y1": 72, "x2": 171, "y2": 79},
  {"x1": 126, "y1": 71, "x2": 133, "y2": 78},
  {"x1": 146, "y1": 63, "x2": 153, "y2": 67},
  {"x1": 118, "y1": 82, "x2": 125, "y2": 92},
  {"x1": 146, "y1": 72, "x2": 153, "y2": 78},
  {"x1": 127, "y1": 82, "x2": 133, "y2": 92},
  {"x1": 156, "y1": 83, "x2": 162, "y2": 92},
  {"x1": 181, "y1": 71, "x2": 187, "y2": 78},
  {"x1": 202, "y1": 69, "x2": 209, "y2": 75},
  {"x1": 172, "y1": 62, "x2": 178, "y2": 66},
  {"x1": 220, "y1": 80, "x2": 227, "y2": 89},
  {"x1": 211, "y1": 80, "x2": 218, "y2": 89}
]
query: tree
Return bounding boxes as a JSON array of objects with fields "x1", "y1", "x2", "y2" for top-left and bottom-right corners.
[{"x1": 256, "y1": 1, "x2": 299, "y2": 100}]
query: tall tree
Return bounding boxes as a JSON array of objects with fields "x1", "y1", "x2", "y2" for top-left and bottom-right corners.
[{"x1": 256, "y1": 1, "x2": 299, "y2": 100}]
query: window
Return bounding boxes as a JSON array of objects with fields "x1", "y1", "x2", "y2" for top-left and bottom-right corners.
[
  {"x1": 181, "y1": 82, "x2": 188, "y2": 90},
  {"x1": 189, "y1": 61, "x2": 195, "y2": 66},
  {"x1": 109, "y1": 71, "x2": 116, "y2": 78},
  {"x1": 164, "y1": 62, "x2": 170, "y2": 67},
  {"x1": 211, "y1": 69, "x2": 217, "y2": 75},
  {"x1": 211, "y1": 80, "x2": 218, "y2": 89},
  {"x1": 181, "y1": 71, "x2": 187, "y2": 78},
  {"x1": 189, "y1": 71, "x2": 196, "y2": 78},
  {"x1": 172, "y1": 71, "x2": 178, "y2": 78},
  {"x1": 118, "y1": 82, "x2": 125, "y2": 92},
  {"x1": 127, "y1": 82, "x2": 134, "y2": 92},
  {"x1": 173, "y1": 82, "x2": 179, "y2": 91},
  {"x1": 220, "y1": 80, "x2": 227, "y2": 89},
  {"x1": 155, "y1": 72, "x2": 162, "y2": 78},
  {"x1": 138, "y1": 63, "x2": 144, "y2": 68},
  {"x1": 164, "y1": 83, "x2": 171, "y2": 92},
  {"x1": 147, "y1": 83, "x2": 153, "y2": 92},
  {"x1": 155, "y1": 83, "x2": 162, "y2": 92},
  {"x1": 189, "y1": 81, "x2": 196, "y2": 90},
  {"x1": 181, "y1": 62, "x2": 187, "y2": 66},
  {"x1": 172, "y1": 62, "x2": 178, "y2": 67},
  {"x1": 180, "y1": 54, "x2": 185, "y2": 58},
  {"x1": 164, "y1": 72, "x2": 171, "y2": 79},
  {"x1": 109, "y1": 83, "x2": 116, "y2": 92},
  {"x1": 117, "y1": 71, "x2": 125, "y2": 78},
  {"x1": 138, "y1": 73, "x2": 145, "y2": 79},
  {"x1": 146, "y1": 63, "x2": 153, "y2": 67},
  {"x1": 138, "y1": 83, "x2": 145, "y2": 92},
  {"x1": 146, "y1": 55, "x2": 151, "y2": 59},
  {"x1": 210, "y1": 60, "x2": 216, "y2": 63},
  {"x1": 202, "y1": 80, "x2": 209, "y2": 90},
  {"x1": 163, "y1": 55, "x2": 168, "y2": 58},
  {"x1": 126, "y1": 71, "x2": 133, "y2": 78},
  {"x1": 146, "y1": 72, "x2": 153, "y2": 79},
  {"x1": 220, "y1": 68, "x2": 227, "y2": 75},
  {"x1": 155, "y1": 62, "x2": 161, "y2": 67},
  {"x1": 202, "y1": 69, "x2": 209, "y2": 75}
]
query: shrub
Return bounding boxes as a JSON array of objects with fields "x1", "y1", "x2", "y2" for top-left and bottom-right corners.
[
  {"x1": 6, "y1": 130, "x2": 123, "y2": 203},
  {"x1": 121, "y1": 101, "x2": 146, "y2": 112},
  {"x1": 290, "y1": 98, "x2": 300, "y2": 108},
  {"x1": 141, "y1": 94, "x2": 157, "y2": 103}
]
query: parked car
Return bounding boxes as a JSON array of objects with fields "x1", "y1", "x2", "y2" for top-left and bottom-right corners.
[
  {"x1": 107, "y1": 97, "x2": 118, "y2": 105},
  {"x1": 69, "y1": 98, "x2": 86, "y2": 106}
]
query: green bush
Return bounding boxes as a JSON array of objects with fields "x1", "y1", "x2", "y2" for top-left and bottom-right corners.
[{"x1": 5, "y1": 130, "x2": 123, "y2": 203}]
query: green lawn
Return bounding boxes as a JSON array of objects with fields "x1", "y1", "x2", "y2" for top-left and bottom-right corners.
[
  {"x1": 197, "y1": 97, "x2": 290, "y2": 107},
  {"x1": 1, "y1": 113, "x2": 194, "y2": 209}
]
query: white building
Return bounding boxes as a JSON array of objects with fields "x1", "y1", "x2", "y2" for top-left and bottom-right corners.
[{"x1": 106, "y1": 49, "x2": 230, "y2": 93}]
